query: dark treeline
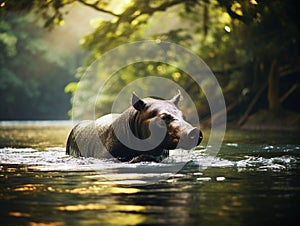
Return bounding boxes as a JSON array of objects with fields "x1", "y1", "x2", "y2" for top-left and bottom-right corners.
[{"x1": 0, "y1": 11, "x2": 82, "y2": 120}]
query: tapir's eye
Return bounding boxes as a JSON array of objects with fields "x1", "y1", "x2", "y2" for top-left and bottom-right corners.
[
  {"x1": 160, "y1": 114, "x2": 173, "y2": 122},
  {"x1": 149, "y1": 110, "x2": 158, "y2": 118}
]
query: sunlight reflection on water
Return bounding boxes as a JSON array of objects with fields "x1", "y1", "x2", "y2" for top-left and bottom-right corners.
[{"x1": 0, "y1": 125, "x2": 299, "y2": 226}]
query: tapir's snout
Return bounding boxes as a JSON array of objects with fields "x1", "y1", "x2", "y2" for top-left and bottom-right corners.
[
  {"x1": 187, "y1": 127, "x2": 203, "y2": 146},
  {"x1": 178, "y1": 123, "x2": 203, "y2": 149},
  {"x1": 179, "y1": 127, "x2": 202, "y2": 149}
]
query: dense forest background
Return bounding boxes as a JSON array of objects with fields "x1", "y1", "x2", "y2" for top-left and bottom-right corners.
[{"x1": 1, "y1": 0, "x2": 299, "y2": 128}]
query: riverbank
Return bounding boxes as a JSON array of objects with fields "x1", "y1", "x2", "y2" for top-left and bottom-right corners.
[{"x1": 239, "y1": 110, "x2": 300, "y2": 131}]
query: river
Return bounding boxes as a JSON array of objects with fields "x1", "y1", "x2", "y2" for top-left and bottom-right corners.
[{"x1": 0, "y1": 121, "x2": 299, "y2": 225}]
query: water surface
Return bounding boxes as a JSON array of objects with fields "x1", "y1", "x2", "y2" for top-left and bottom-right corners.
[{"x1": 0, "y1": 122, "x2": 299, "y2": 225}]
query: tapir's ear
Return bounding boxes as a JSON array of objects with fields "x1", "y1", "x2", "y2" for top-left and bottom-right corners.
[
  {"x1": 132, "y1": 92, "x2": 146, "y2": 111},
  {"x1": 170, "y1": 90, "x2": 182, "y2": 106}
]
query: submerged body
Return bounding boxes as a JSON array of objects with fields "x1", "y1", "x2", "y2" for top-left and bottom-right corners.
[{"x1": 66, "y1": 92, "x2": 202, "y2": 162}]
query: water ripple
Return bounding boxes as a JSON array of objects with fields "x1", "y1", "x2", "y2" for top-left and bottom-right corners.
[{"x1": 0, "y1": 144, "x2": 299, "y2": 174}]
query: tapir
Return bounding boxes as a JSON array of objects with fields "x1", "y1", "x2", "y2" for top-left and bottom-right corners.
[{"x1": 66, "y1": 91, "x2": 203, "y2": 163}]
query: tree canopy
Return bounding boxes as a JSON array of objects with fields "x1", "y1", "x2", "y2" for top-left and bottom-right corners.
[
  {"x1": 0, "y1": 10, "x2": 79, "y2": 119},
  {"x1": 1, "y1": 0, "x2": 299, "y2": 126}
]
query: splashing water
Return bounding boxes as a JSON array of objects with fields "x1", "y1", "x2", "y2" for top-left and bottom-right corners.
[{"x1": 0, "y1": 143, "x2": 298, "y2": 185}]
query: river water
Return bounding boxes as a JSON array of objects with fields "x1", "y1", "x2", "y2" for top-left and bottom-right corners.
[{"x1": 0, "y1": 122, "x2": 299, "y2": 226}]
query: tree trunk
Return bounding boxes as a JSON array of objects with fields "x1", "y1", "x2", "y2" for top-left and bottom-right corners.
[
  {"x1": 267, "y1": 59, "x2": 280, "y2": 114},
  {"x1": 203, "y1": 2, "x2": 209, "y2": 40},
  {"x1": 238, "y1": 82, "x2": 267, "y2": 126}
]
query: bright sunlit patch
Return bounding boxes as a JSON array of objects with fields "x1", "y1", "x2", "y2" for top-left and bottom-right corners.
[
  {"x1": 132, "y1": 10, "x2": 141, "y2": 16},
  {"x1": 111, "y1": 0, "x2": 132, "y2": 14},
  {"x1": 54, "y1": 18, "x2": 65, "y2": 26},
  {"x1": 28, "y1": 222, "x2": 65, "y2": 226},
  {"x1": 226, "y1": 143, "x2": 238, "y2": 147},
  {"x1": 14, "y1": 184, "x2": 44, "y2": 192},
  {"x1": 216, "y1": 176, "x2": 226, "y2": 181},
  {"x1": 250, "y1": 0, "x2": 258, "y2": 5},
  {"x1": 57, "y1": 203, "x2": 106, "y2": 211},
  {"x1": 110, "y1": 187, "x2": 140, "y2": 194},
  {"x1": 111, "y1": 204, "x2": 146, "y2": 212},
  {"x1": 0, "y1": 2, "x2": 5, "y2": 7},
  {"x1": 65, "y1": 186, "x2": 103, "y2": 195},
  {"x1": 157, "y1": 65, "x2": 166, "y2": 73},
  {"x1": 100, "y1": 212, "x2": 146, "y2": 225},
  {"x1": 193, "y1": 172, "x2": 203, "y2": 176},
  {"x1": 196, "y1": 177, "x2": 212, "y2": 181},
  {"x1": 131, "y1": 19, "x2": 139, "y2": 26},
  {"x1": 123, "y1": 0, "x2": 132, "y2": 5},
  {"x1": 172, "y1": 72, "x2": 181, "y2": 81},
  {"x1": 57, "y1": 203, "x2": 145, "y2": 212},
  {"x1": 9, "y1": 212, "x2": 30, "y2": 218},
  {"x1": 47, "y1": 186, "x2": 55, "y2": 192},
  {"x1": 224, "y1": 25, "x2": 231, "y2": 33},
  {"x1": 79, "y1": 37, "x2": 86, "y2": 45},
  {"x1": 231, "y1": 2, "x2": 243, "y2": 16},
  {"x1": 90, "y1": 18, "x2": 102, "y2": 28},
  {"x1": 155, "y1": 39, "x2": 161, "y2": 43}
]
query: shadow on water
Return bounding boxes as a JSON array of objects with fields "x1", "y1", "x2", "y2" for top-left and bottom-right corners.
[{"x1": 0, "y1": 122, "x2": 299, "y2": 225}]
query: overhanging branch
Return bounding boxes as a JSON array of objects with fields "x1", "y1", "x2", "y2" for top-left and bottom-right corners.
[{"x1": 77, "y1": 0, "x2": 119, "y2": 17}]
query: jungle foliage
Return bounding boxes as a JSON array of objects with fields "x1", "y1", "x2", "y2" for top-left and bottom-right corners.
[{"x1": 1, "y1": 0, "x2": 299, "y2": 125}]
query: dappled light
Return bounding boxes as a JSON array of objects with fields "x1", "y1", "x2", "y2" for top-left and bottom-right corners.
[
  {"x1": 0, "y1": 126, "x2": 299, "y2": 225},
  {"x1": 224, "y1": 25, "x2": 231, "y2": 32},
  {"x1": 1, "y1": 0, "x2": 299, "y2": 125}
]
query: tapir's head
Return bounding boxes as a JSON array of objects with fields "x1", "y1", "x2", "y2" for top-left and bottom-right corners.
[{"x1": 131, "y1": 91, "x2": 203, "y2": 150}]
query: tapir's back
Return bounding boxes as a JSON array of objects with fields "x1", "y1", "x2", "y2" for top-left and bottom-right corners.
[
  {"x1": 66, "y1": 114, "x2": 120, "y2": 158},
  {"x1": 95, "y1": 113, "x2": 120, "y2": 132}
]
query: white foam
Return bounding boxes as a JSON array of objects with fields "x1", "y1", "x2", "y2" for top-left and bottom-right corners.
[{"x1": 0, "y1": 145, "x2": 298, "y2": 174}]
